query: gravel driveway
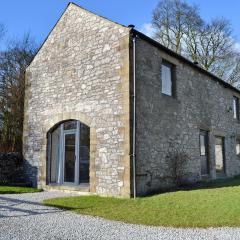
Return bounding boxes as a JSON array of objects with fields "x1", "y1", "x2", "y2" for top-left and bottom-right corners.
[{"x1": 0, "y1": 191, "x2": 240, "y2": 240}]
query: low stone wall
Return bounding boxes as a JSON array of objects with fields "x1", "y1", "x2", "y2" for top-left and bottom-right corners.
[{"x1": 0, "y1": 153, "x2": 27, "y2": 184}]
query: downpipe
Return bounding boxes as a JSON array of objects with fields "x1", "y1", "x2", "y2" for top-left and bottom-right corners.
[{"x1": 132, "y1": 35, "x2": 136, "y2": 199}]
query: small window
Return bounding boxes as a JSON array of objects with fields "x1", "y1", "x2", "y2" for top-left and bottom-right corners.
[
  {"x1": 236, "y1": 139, "x2": 240, "y2": 155},
  {"x1": 233, "y1": 96, "x2": 239, "y2": 120},
  {"x1": 199, "y1": 133, "x2": 206, "y2": 156},
  {"x1": 161, "y1": 61, "x2": 174, "y2": 96}
]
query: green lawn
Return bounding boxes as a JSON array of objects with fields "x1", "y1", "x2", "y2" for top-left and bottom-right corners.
[
  {"x1": 44, "y1": 177, "x2": 240, "y2": 228},
  {"x1": 0, "y1": 185, "x2": 42, "y2": 194}
]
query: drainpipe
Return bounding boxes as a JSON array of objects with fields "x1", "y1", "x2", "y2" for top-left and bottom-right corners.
[
  {"x1": 133, "y1": 36, "x2": 137, "y2": 199},
  {"x1": 129, "y1": 25, "x2": 137, "y2": 198}
]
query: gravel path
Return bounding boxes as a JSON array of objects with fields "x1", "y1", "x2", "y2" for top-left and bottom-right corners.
[{"x1": 0, "y1": 191, "x2": 240, "y2": 240}]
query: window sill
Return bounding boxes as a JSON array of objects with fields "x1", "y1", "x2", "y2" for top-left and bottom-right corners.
[
  {"x1": 161, "y1": 93, "x2": 178, "y2": 100},
  {"x1": 233, "y1": 118, "x2": 240, "y2": 124},
  {"x1": 161, "y1": 93, "x2": 181, "y2": 104},
  {"x1": 162, "y1": 92, "x2": 173, "y2": 97}
]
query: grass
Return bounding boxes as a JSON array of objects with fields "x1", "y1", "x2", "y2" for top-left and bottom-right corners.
[
  {"x1": 44, "y1": 176, "x2": 240, "y2": 228},
  {"x1": 0, "y1": 185, "x2": 42, "y2": 194}
]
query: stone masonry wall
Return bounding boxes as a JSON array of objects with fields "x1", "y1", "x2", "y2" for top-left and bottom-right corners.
[
  {"x1": 23, "y1": 3, "x2": 131, "y2": 197},
  {"x1": 135, "y1": 37, "x2": 240, "y2": 195}
]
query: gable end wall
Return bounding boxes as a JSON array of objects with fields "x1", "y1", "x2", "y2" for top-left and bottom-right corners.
[{"x1": 23, "y1": 4, "x2": 131, "y2": 197}]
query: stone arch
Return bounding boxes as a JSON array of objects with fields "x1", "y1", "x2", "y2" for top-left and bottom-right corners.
[
  {"x1": 39, "y1": 112, "x2": 96, "y2": 193},
  {"x1": 44, "y1": 112, "x2": 92, "y2": 132}
]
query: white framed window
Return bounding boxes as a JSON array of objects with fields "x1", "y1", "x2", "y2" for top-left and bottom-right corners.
[
  {"x1": 161, "y1": 61, "x2": 174, "y2": 96},
  {"x1": 233, "y1": 96, "x2": 239, "y2": 120}
]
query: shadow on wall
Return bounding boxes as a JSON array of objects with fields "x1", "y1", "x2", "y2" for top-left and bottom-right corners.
[
  {"x1": 0, "y1": 153, "x2": 37, "y2": 187},
  {"x1": 22, "y1": 159, "x2": 38, "y2": 187},
  {"x1": 142, "y1": 175, "x2": 240, "y2": 197}
]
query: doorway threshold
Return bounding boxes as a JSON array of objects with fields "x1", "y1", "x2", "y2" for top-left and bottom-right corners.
[{"x1": 44, "y1": 184, "x2": 91, "y2": 194}]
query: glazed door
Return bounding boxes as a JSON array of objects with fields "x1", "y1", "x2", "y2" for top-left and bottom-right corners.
[
  {"x1": 215, "y1": 136, "x2": 225, "y2": 176},
  {"x1": 48, "y1": 120, "x2": 90, "y2": 186},
  {"x1": 63, "y1": 132, "x2": 76, "y2": 184},
  {"x1": 200, "y1": 130, "x2": 209, "y2": 175}
]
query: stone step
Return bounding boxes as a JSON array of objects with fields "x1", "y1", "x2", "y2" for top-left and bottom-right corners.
[{"x1": 44, "y1": 184, "x2": 91, "y2": 194}]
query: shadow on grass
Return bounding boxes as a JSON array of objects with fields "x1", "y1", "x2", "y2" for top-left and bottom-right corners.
[
  {"x1": 0, "y1": 190, "x2": 42, "y2": 194},
  {"x1": 0, "y1": 185, "x2": 43, "y2": 194},
  {"x1": 0, "y1": 195, "x2": 63, "y2": 219},
  {"x1": 146, "y1": 175, "x2": 240, "y2": 197}
]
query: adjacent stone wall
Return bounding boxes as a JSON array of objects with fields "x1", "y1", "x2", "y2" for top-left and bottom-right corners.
[
  {"x1": 0, "y1": 153, "x2": 26, "y2": 184},
  {"x1": 135, "y1": 38, "x2": 240, "y2": 195},
  {"x1": 23, "y1": 3, "x2": 131, "y2": 196}
]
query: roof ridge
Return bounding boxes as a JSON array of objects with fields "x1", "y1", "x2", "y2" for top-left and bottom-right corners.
[{"x1": 69, "y1": 2, "x2": 127, "y2": 28}]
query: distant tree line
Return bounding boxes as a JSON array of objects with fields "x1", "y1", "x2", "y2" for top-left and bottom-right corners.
[
  {"x1": 0, "y1": 25, "x2": 37, "y2": 152},
  {"x1": 152, "y1": 0, "x2": 240, "y2": 87},
  {"x1": 0, "y1": 1, "x2": 240, "y2": 152}
]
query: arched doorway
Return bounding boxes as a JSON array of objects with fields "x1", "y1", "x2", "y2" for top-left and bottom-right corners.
[{"x1": 47, "y1": 120, "x2": 90, "y2": 186}]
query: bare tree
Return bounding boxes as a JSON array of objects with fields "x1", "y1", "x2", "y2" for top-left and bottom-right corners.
[
  {"x1": 185, "y1": 18, "x2": 238, "y2": 79},
  {"x1": 166, "y1": 141, "x2": 191, "y2": 186},
  {"x1": 152, "y1": 0, "x2": 240, "y2": 85},
  {"x1": 152, "y1": 0, "x2": 203, "y2": 54},
  {"x1": 0, "y1": 34, "x2": 37, "y2": 152},
  {"x1": 0, "y1": 23, "x2": 6, "y2": 135},
  {"x1": 228, "y1": 57, "x2": 240, "y2": 88}
]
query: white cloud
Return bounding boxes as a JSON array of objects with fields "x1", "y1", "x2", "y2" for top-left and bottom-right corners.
[
  {"x1": 140, "y1": 23, "x2": 155, "y2": 38},
  {"x1": 234, "y1": 42, "x2": 240, "y2": 52}
]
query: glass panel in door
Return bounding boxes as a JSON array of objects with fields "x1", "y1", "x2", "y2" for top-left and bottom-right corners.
[
  {"x1": 64, "y1": 133, "x2": 76, "y2": 183},
  {"x1": 79, "y1": 124, "x2": 90, "y2": 183},
  {"x1": 215, "y1": 136, "x2": 225, "y2": 175},
  {"x1": 200, "y1": 130, "x2": 209, "y2": 175},
  {"x1": 50, "y1": 127, "x2": 61, "y2": 183}
]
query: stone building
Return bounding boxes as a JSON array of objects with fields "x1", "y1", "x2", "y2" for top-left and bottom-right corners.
[{"x1": 23, "y1": 2, "x2": 240, "y2": 197}]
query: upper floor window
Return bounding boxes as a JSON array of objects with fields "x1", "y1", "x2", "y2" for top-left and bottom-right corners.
[
  {"x1": 233, "y1": 96, "x2": 239, "y2": 120},
  {"x1": 161, "y1": 61, "x2": 174, "y2": 96}
]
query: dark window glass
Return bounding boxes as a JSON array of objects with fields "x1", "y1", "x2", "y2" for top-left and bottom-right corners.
[
  {"x1": 79, "y1": 124, "x2": 90, "y2": 183},
  {"x1": 64, "y1": 120, "x2": 77, "y2": 130},
  {"x1": 64, "y1": 133, "x2": 76, "y2": 183}
]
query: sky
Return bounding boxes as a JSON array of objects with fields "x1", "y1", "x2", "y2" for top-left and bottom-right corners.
[{"x1": 0, "y1": 0, "x2": 240, "y2": 50}]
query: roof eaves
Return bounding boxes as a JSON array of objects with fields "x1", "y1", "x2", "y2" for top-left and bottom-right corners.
[{"x1": 132, "y1": 29, "x2": 240, "y2": 95}]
